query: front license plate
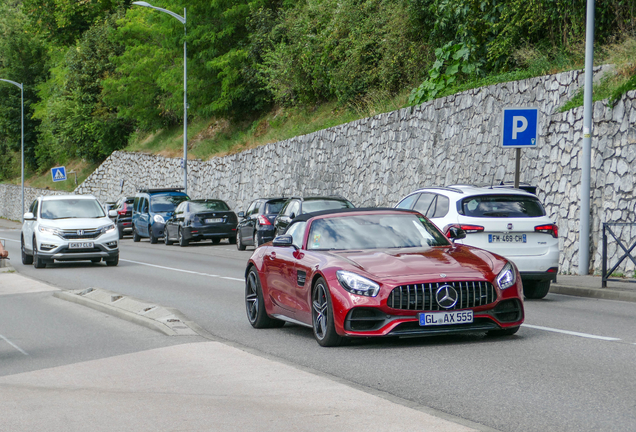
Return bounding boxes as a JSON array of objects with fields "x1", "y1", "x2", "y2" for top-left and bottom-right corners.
[
  {"x1": 69, "y1": 242, "x2": 94, "y2": 249},
  {"x1": 488, "y1": 233, "x2": 526, "y2": 243},
  {"x1": 419, "y1": 310, "x2": 473, "y2": 326},
  {"x1": 205, "y1": 218, "x2": 224, "y2": 223}
]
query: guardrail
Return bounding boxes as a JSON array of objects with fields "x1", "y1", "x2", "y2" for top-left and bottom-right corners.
[{"x1": 602, "y1": 223, "x2": 636, "y2": 288}]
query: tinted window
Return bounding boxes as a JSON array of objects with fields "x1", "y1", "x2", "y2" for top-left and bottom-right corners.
[
  {"x1": 302, "y1": 199, "x2": 354, "y2": 213},
  {"x1": 190, "y1": 201, "x2": 230, "y2": 212},
  {"x1": 396, "y1": 194, "x2": 419, "y2": 210},
  {"x1": 41, "y1": 199, "x2": 106, "y2": 219},
  {"x1": 307, "y1": 213, "x2": 449, "y2": 251},
  {"x1": 149, "y1": 195, "x2": 189, "y2": 212},
  {"x1": 460, "y1": 195, "x2": 546, "y2": 218},
  {"x1": 285, "y1": 200, "x2": 300, "y2": 217},
  {"x1": 264, "y1": 200, "x2": 286, "y2": 215}
]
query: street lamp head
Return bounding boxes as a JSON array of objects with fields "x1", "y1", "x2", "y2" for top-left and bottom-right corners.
[
  {"x1": 0, "y1": 78, "x2": 22, "y2": 90},
  {"x1": 132, "y1": 1, "x2": 152, "y2": 6}
]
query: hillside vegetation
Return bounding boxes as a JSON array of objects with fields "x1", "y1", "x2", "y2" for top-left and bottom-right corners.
[{"x1": 1, "y1": 0, "x2": 635, "y2": 190}]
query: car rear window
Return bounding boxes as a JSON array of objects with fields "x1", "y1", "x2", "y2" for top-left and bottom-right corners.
[
  {"x1": 264, "y1": 200, "x2": 286, "y2": 215},
  {"x1": 149, "y1": 194, "x2": 189, "y2": 212},
  {"x1": 460, "y1": 195, "x2": 546, "y2": 218},
  {"x1": 190, "y1": 201, "x2": 230, "y2": 212},
  {"x1": 303, "y1": 199, "x2": 355, "y2": 213}
]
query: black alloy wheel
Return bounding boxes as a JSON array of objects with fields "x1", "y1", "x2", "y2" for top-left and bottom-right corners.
[
  {"x1": 523, "y1": 280, "x2": 551, "y2": 299},
  {"x1": 32, "y1": 237, "x2": 46, "y2": 269},
  {"x1": 178, "y1": 227, "x2": 189, "y2": 247},
  {"x1": 21, "y1": 235, "x2": 33, "y2": 265},
  {"x1": 132, "y1": 226, "x2": 140, "y2": 242},
  {"x1": 245, "y1": 267, "x2": 284, "y2": 328},
  {"x1": 149, "y1": 225, "x2": 158, "y2": 244},
  {"x1": 312, "y1": 278, "x2": 343, "y2": 347},
  {"x1": 237, "y1": 231, "x2": 246, "y2": 251},
  {"x1": 106, "y1": 254, "x2": 119, "y2": 267}
]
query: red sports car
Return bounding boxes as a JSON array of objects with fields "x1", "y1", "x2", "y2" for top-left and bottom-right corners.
[{"x1": 244, "y1": 208, "x2": 524, "y2": 347}]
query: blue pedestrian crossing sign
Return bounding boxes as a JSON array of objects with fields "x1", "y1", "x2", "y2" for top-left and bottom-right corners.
[
  {"x1": 501, "y1": 107, "x2": 539, "y2": 148},
  {"x1": 51, "y1": 166, "x2": 67, "y2": 182}
]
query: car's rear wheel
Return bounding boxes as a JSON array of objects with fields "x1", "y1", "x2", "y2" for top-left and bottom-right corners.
[
  {"x1": 245, "y1": 267, "x2": 284, "y2": 328},
  {"x1": 32, "y1": 237, "x2": 46, "y2": 269},
  {"x1": 253, "y1": 231, "x2": 260, "y2": 248},
  {"x1": 312, "y1": 278, "x2": 343, "y2": 347},
  {"x1": 132, "y1": 226, "x2": 140, "y2": 242},
  {"x1": 106, "y1": 254, "x2": 119, "y2": 266},
  {"x1": 487, "y1": 326, "x2": 520, "y2": 337},
  {"x1": 118, "y1": 226, "x2": 124, "y2": 239},
  {"x1": 237, "y1": 231, "x2": 246, "y2": 251},
  {"x1": 212, "y1": 238, "x2": 221, "y2": 245},
  {"x1": 228, "y1": 236, "x2": 236, "y2": 245},
  {"x1": 149, "y1": 225, "x2": 158, "y2": 244},
  {"x1": 21, "y1": 235, "x2": 33, "y2": 265},
  {"x1": 523, "y1": 280, "x2": 551, "y2": 299},
  {"x1": 178, "y1": 228, "x2": 189, "y2": 247}
]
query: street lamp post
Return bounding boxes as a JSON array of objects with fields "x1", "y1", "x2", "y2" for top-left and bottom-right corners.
[
  {"x1": 132, "y1": 1, "x2": 188, "y2": 194},
  {"x1": 0, "y1": 79, "x2": 24, "y2": 222}
]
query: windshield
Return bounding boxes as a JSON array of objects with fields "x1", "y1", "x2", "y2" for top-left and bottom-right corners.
[
  {"x1": 150, "y1": 195, "x2": 189, "y2": 213},
  {"x1": 40, "y1": 199, "x2": 106, "y2": 219},
  {"x1": 307, "y1": 213, "x2": 449, "y2": 251},
  {"x1": 303, "y1": 199, "x2": 354, "y2": 213},
  {"x1": 461, "y1": 195, "x2": 545, "y2": 218},
  {"x1": 190, "y1": 201, "x2": 230, "y2": 212},
  {"x1": 264, "y1": 200, "x2": 286, "y2": 215}
]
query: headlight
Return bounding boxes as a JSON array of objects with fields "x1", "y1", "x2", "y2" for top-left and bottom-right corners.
[
  {"x1": 99, "y1": 224, "x2": 117, "y2": 234},
  {"x1": 153, "y1": 214, "x2": 165, "y2": 224},
  {"x1": 336, "y1": 270, "x2": 380, "y2": 297},
  {"x1": 38, "y1": 225, "x2": 61, "y2": 237},
  {"x1": 496, "y1": 263, "x2": 516, "y2": 290}
]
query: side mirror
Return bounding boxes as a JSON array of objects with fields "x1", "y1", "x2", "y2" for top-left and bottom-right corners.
[
  {"x1": 448, "y1": 227, "x2": 467, "y2": 241},
  {"x1": 272, "y1": 235, "x2": 294, "y2": 248},
  {"x1": 23, "y1": 212, "x2": 35, "y2": 221},
  {"x1": 108, "y1": 210, "x2": 118, "y2": 218},
  {"x1": 290, "y1": 212, "x2": 296, "y2": 219},
  {"x1": 238, "y1": 211, "x2": 245, "y2": 219}
]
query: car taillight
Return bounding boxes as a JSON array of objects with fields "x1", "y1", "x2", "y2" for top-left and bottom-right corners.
[
  {"x1": 258, "y1": 215, "x2": 272, "y2": 226},
  {"x1": 118, "y1": 203, "x2": 127, "y2": 216},
  {"x1": 444, "y1": 224, "x2": 484, "y2": 235},
  {"x1": 535, "y1": 224, "x2": 558, "y2": 238}
]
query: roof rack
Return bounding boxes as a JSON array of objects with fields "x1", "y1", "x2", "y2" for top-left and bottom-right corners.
[
  {"x1": 137, "y1": 187, "x2": 185, "y2": 193},
  {"x1": 419, "y1": 186, "x2": 465, "y2": 194}
]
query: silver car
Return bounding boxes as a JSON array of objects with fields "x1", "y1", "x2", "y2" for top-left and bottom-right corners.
[{"x1": 21, "y1": 195, "x2": 120, "y2": 268}]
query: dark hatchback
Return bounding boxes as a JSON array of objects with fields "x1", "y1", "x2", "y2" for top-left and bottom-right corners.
[
  {"x1": 164, "y1": 199, "x2": 238, "y2": 246},
  {"x1": 273, "y1": 196, "x2": 355, "y2": 236},
  {"x1": 236, "y1": 197, "x2": 286, "y2": 250},
  {"x1": 112, "y1": 196, "x2": 134, "y2": 239}
]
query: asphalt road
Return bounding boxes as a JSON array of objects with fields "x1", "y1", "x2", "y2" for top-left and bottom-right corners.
[{"x1": 2, "y1": 227, "x2": 636, "y2": 432}]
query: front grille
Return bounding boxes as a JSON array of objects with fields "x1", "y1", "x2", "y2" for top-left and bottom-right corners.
[
  {"x1": 387, "y1": 281, "x2": 496, "y2": 311},
  {"x1": 59, "y1": 229, "x2": 101, "y2": 240}
]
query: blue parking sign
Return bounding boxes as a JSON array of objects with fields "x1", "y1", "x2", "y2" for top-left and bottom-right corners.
[
  {"x1": 51, "y1": 166, "x2": 67, "y2": 182},
  {"x1": 501, "y1": 107, "x2": 539, "y2": 148}
]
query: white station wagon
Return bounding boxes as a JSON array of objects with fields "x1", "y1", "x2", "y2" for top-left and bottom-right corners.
[
  {"x1": 21, "y1": 195, "x2": 119, "y2": 268},
  {"x1": 396, "y1": 185, "x2": 559, "y2": 299}
]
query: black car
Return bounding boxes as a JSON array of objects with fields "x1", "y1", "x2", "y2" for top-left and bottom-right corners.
[
  {"x1": 164, "y1": 199, "x2": 238, "y2": 246},
  {"x1": 111, "y1": 196, "x2": 135, "y2": 239},
  {"x1": 273, "y1": 196, "x2": 355, "y2": 236},
  {"x1": 236, "y1": 197, "x2": 286, "y2": 250}
]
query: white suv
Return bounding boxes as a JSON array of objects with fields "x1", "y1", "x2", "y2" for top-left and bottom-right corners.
[
  {"x1": 21, "y1": 195, "x2": 119, "y2": 268},
  {"x1": 396, "y1": 185, "x2": 558, "y2": 299}
]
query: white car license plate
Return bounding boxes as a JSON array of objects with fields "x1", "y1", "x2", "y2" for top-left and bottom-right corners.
[
  {"x1": 419, "y1": 310, "x2": 473, "y2": 326},
  {"x1": 205, "y1": 218, "x2": 224, "y2": 223},
  {"x1": 488, "y1": 233, "x2": 526, "y2": 243},
  {"x1": 69, "y1": 242, "x2": 94, "y2": 249}
]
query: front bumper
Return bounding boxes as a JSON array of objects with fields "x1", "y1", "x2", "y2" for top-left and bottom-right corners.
[{"x1": 36, "y1": 230, "x2": 119, "y2": 261}]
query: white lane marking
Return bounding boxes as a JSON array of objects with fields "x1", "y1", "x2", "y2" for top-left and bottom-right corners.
[
  {"x1": 120, "y1": 259, "x2": 245, "y2": 282},
  {"x1": 522, "y1": 324, "x2": 621, "y2": 341},
  {"x1": 3, "y1": 239, "x2": 20, "y2": 243},
  {"x1": 0, "y1": 334, "x2": 29, "y2": 355}
]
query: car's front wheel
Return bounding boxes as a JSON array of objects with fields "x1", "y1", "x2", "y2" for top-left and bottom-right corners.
[
  {"x1": 237, "y1": 231, "x2": 246, "y2": 251},
  {"x1": 21, "y1": 235, "x2": 33, "y2": 265},
  {"x1": 106, "y1": 254, "x2": 119, "y2": 267},
  {"x1": 178, "y1": 228, "x2": 189, "y2": 247},
  {"x1": 164, "y1": 229, "x2": 174, "y2": 245},
  {"x1": 523, "y1": 280, "x2": 551, "y2": 299},
  {"x1": 32, "y1": 237, "x2": 46, "y2": 269},
  {"x1": 312, "y1": 277, "x2": 343, "y2": 347},
  {"x1": 245, "y1": 267, "x2": 284, "y2": 328},
  {"x1": 148, "y1": 225, "x2": 158, "y2": 244}
]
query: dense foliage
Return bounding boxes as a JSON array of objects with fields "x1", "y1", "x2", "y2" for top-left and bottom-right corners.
[{"x1": 0, "y1": 0, "x2": 634, "y2": 181}]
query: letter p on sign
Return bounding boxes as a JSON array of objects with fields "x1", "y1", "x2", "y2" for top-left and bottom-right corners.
[{"x1": 502, "y1": 107, "x2": 539, "y2": 148}]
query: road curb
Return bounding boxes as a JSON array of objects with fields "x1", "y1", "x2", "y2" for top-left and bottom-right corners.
[
  {"x1": 53, "y1": 289, "x2": 199, "y2": 336},
  {"x1": 550, "y1": 284, "x2": 636, "y2": 303}
]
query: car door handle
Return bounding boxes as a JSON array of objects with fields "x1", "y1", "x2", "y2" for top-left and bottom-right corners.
[{"x1": 266, "y1": 252, "x2": 276, "y2": 260}]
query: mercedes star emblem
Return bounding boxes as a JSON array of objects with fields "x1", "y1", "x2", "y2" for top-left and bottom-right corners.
[{"x1": 435, "y1": 285, "x2": 458, "y2": 309}]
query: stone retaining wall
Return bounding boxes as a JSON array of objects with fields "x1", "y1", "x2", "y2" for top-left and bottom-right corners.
[
  {"x1": 2, "y1": 67, "x2": 635, "y2": 275},
  {"x1": 0, "y1": 184, "x2": 67, "y2": 222}
]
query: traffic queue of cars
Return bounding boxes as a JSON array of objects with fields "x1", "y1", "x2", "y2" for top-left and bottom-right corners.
[{"x1": 19, "y1": 183, "x2": 559, "y2": 347}]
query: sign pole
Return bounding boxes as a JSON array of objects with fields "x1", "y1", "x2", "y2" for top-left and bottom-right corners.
[{"x1": 514, "y1": 148, "x2": 521, "y2": 189}]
